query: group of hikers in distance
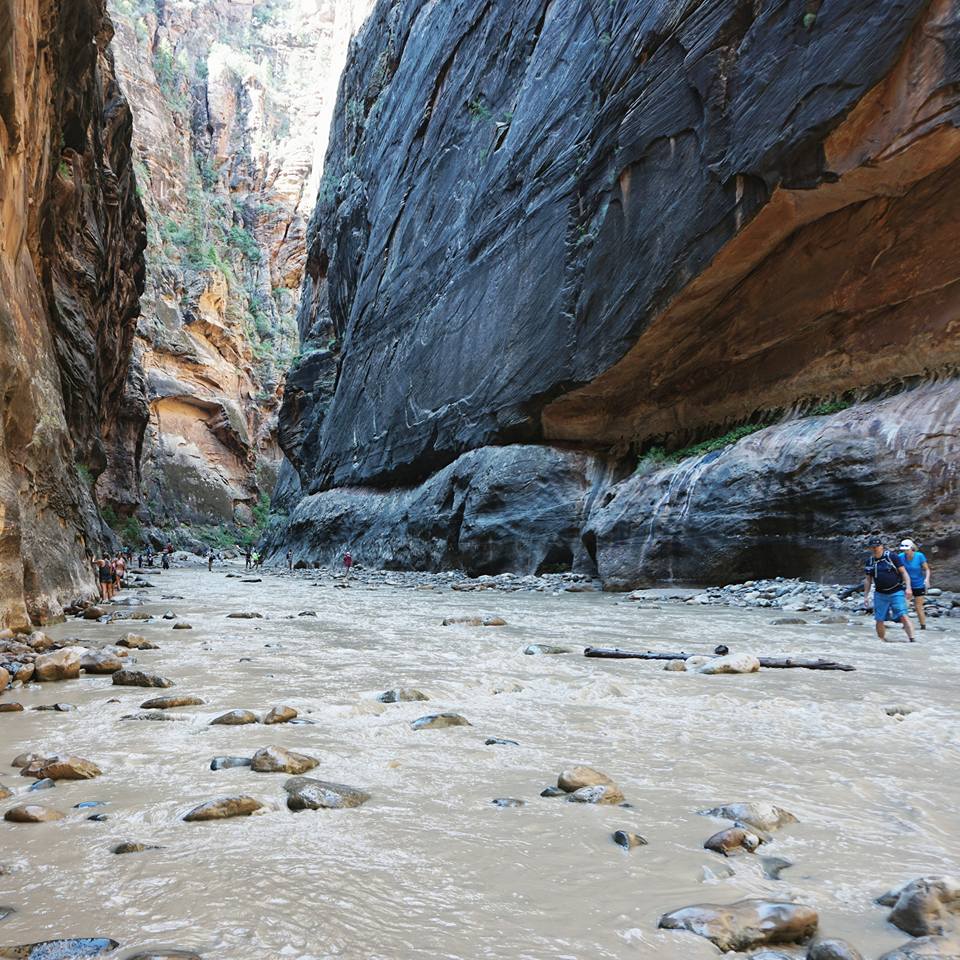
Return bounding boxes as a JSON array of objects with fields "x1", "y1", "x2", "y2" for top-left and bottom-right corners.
[{"x1": 94, "y1": 533, "x2": 930, "y2": 642}]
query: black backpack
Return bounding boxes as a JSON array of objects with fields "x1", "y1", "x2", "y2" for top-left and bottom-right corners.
[{"x1": 867, "y1": 551, "x2": 902, "y2": 593}]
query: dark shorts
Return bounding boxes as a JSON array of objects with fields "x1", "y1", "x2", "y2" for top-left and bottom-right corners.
[{"x1": 911, "y1": 587, "x2": 926, "y2": 597}]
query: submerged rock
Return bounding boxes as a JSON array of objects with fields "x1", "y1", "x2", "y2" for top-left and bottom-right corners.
[
  {"x1": 210, "y1": 710, "x2": 258, "y2": 725},
  {"x1": 410, "y1": 713, "x2": 470, "y2": 730},
  {"x1": 808, "y1": 939, "x2": 866, "y2": 960},
  {"x1": 441, "y1": 616, "x2": 506, "y2": 626},
  {"x1": 877, "y1": 936, "x2": 960, "y2": 959},
  {"x1": 566, "y1": 785, "x2": 625, "y2": 805},
  {"x1": 377, "y1": 689, "x2": 429, "y2": 703},
  {"x1": 210, "y1": 756, "x2": 253, "y2": 771},
  {"x1": 613, "y1": 830, "x2": 648, "y2": 850},
  {"x1": 112, "y1": 669, "x2": 174, "y2": 689},
  {"x1": 250, "y1": 746, "x2": 318, "y2": 775},
  {"x1": 183, "y1": 796, "x2": 263, "y2": 821},
  {"x1": 0, "y1": 938, "x2": 119, "y2": 958},
  {"x1": 658, "y1": 899, "x2": 818, "y2": 951},
  {"x1": 485, "y1": 738, "x2": 519, "y2": 747},
  {"x1": 761, "y1": 857, "x2": 794, "y2": 881},
  {"x1": 878, "y1": 877, "x2": 960, "y2": 937},
  {"x1": 523, "y1": 644, "x2": 569, "y2": 656},
  {"x1": 112, "y1": 841, "x2": 162, "y2": 854},
  {"x1": 700, "y1": 802, "x2": 798, "y2": 832},
  {"x1": 226, "y1": 612, "x2": 263, "y2": 619},
  {"x1": 124, "y1": 952, "x2": 203, "y2": 960},
  {"x1": 284, "y1": 777, "x2": 370, "y2": 811},
  {"x1": 491, "y1": 798, "x2": 525, "y2": 808}
]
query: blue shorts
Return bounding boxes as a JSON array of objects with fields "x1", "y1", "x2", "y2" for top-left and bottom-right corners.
[{"x1": 874, "y1": 591, "x2": 908, "y2": 622}]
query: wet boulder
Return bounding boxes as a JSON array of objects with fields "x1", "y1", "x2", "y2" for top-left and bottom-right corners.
[
  {"x1": 21, "y1": 755, "x2": 101, "y2": 780},
  {"x1": 250, "y1": 746, "x2": 319, "y2": 774},
  {"x1": 28, "y1": 778, "x2": 56, "y2": 791},
  {"x1": 705, "y1": 827, "x2": 763, "y2": 856},
  {"x1": 695, "y1": 653, "x2": 761, "y2": 675},
  {"x1": 33, "y1": 649, "x2": 81, "y2": 682},
  {"x1": 700, "y1": 802, "x2": 798, "y2": 832},
  {"x1": 172, "y1": 622, "x2": 192, "y2": 630},
  {"x1": 112, "y1": 669, "x2": 174, "y2": 688},
  {"x1": 557, "y1": 766, "x2": 619, "y2": 793},
  {"x1": 284, "y1": 776, "x2": 371, "y2": 811},
  {"x1": 210, "y1": 709, "x2": 259, "y2": 725},
  {"x1": 182, "y1": 795, "x2": 263, "y2": 821},
  {"x1": 658, "y1": 899, "x2": 818, "y2": 951},
  {"x1": 80, "y1": 652, "x2": 124, "y2": 674},
  {"x1": 140, "y1": 695, "x2": 205, "y2": 709},
  {"x1": 0, "y1": 785, "x2": 12, "y2": 800},
  {"x1": 0, "y1": 703, "x2": 24, "y2": 713},
  {"x1": 226, "y1": 612, "x2": 263, "y2": 619},
  {"x1": 3, "y1": 804, "x2": 66, "y2": 823},
  {"x1": 117, "y1": 633, "x2": 158, "y2": 650},
  {"x1": 377, "y1": 689, "x2": 429, "y2": 703},
  {"x1": 263, "y1": 705, "x2": 298, "y2": 724},
  {"x1": 82, "y1": 606, "x2": 107, "y2": 619},
  {"x1": 410, "y1": 713, "x2": 470, "y2": 730},
  {"x1": 878, "y1": 877, "x2": 960, "y2": 937},
  {"x1": 808, "y1": 939, "x2": 866, "y2": 960}
]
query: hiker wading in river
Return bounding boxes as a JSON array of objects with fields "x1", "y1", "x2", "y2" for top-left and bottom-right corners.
[
  {"x1": 898, "y1": 538, "x2": 931, "y2": 630},
  {"x1": 864, "y1": 536, "x2": 915, "y2": 642}
]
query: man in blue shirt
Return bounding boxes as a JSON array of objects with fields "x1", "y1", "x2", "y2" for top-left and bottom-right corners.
[
  {"x1": 864, "y1": 537, "x2": 915, "y2": 642},
  {"x1": 898, "y1": 538, "x2": 931, "y2": 630}
]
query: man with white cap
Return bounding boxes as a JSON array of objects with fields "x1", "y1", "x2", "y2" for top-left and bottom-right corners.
[
  {"x1": 864, "y1": 536, "x2": 915, "y2": 642},
  {"x1": 898, "y1": 538, "x2": 931, "y2": 630}
]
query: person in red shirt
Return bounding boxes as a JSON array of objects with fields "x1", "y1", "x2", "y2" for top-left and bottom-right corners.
[{"x1": 343, "y1": 551, "x2": 353, "y2": 579}]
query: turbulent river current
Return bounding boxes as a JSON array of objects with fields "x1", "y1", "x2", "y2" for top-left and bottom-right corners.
[{"x1": 1, "y1": 566, "x2": 958, "y2": 959}]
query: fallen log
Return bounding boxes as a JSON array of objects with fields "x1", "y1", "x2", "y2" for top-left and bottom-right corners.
[{"x1": 582, "y1": 647, "x2": 855, "y2": 671}]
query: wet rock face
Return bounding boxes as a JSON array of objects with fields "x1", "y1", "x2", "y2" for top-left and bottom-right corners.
[
  {"x1": 0, "y1": 0, "x2": 146, "y2": 628},
  {"x1": 285, "y1": 0, "x2": 960, "y2": 499},
  {"x1": 586, "y1": 382, "x2": 960, "y2": 589},
  {"x1": 268, "y1": 444, "x2": 605, "y2": 576}
]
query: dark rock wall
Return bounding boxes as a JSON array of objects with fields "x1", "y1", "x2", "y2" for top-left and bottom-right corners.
[
  {"x1": 275, "y1": 0, "x2": 960, "y2": 587},
  {"x1": 283, "y1": 0, "x2": 959, "y2": 493},
  {"x1": 0, "y1": 0, "x2": 146, "y2": 627}
]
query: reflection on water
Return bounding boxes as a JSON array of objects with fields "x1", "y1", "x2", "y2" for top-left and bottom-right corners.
[{"x1": 1, "y1": 567, "x2": 958, "y2": 959}]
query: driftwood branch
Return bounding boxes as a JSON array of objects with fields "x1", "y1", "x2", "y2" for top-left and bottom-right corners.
[{"x1": 582, "y1": 647, "x2": 855, "y2": 672}]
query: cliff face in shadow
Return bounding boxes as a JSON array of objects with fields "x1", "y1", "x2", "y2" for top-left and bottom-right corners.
[
  {"x1": 0, "y1": 0, "x2": 146, "y2": 627},
  {"x1": 275, "y1": 0, "x2": 960, "y2": 585}
]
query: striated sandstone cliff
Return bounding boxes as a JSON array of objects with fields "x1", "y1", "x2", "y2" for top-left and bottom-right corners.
[
  {"x1": 276, "y1": 0, "x2": 960, "y2": 585},
  {"x1": 0, "y1": 0, "x2": 146, "y2": 627},
  {"x1": 107, "y1": 0, "x2": 370, "y2": 546}
]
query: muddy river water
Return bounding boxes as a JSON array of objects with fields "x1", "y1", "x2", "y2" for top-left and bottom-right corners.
[{"x1": 1, "y1": 566, "x2": 958, "y2": 959}]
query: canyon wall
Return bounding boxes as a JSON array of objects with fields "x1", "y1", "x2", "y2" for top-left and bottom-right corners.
[
  {"x1": 106, "y1": 0, "x2": 371, "y2": 549},
  {"x1": 275, "y1": 0, "x2": 960, "y2": 586},
  {"x1": 0, "y1": 0, "x2": 146, "y2": 627}
]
